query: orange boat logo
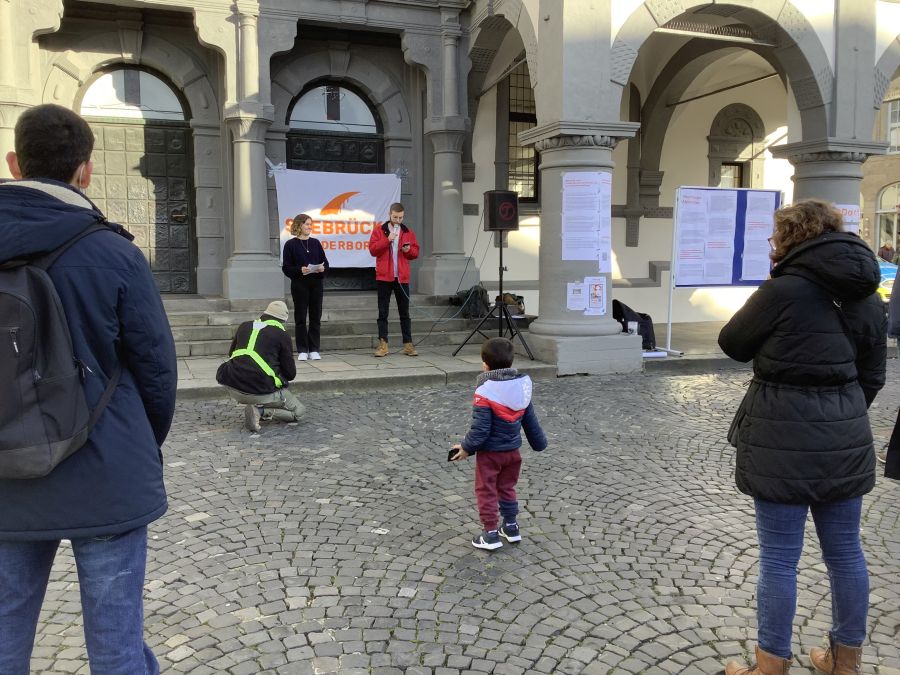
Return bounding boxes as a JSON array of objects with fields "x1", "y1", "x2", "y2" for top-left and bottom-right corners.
[{"x1": 320, "y1": 191, "x2": 360, "y2": 215}]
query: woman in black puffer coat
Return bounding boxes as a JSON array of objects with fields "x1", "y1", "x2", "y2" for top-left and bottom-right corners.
[{"x1": 719, "y1": 199, "x2": 886, "y2": 675}]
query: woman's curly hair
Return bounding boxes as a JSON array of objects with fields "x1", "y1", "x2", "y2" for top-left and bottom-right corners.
[{"x1": 771, "y1": 199, "x2": 843, "y2": 263}]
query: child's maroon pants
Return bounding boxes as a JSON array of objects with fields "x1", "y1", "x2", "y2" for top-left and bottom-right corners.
[{"x1": 474, "y1": 449, "x2": 521, "y2": 530}]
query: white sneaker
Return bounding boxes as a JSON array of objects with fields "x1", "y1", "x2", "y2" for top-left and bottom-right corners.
[
  {"x1": 310, "y1": 352, "x2": 321, "y2": 360},
  {"x1": 298, "y1": 352, "x2": 308, "y2": 361}
]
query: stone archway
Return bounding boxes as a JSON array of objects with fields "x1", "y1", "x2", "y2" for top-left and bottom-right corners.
[
  {"x1": 268, "y1": 45, "x2": 415, "y2": 291},
  {"x1": 42, "y1": 30, "x2": 225, "y2": 295},
  {"x1": 611, "y1": 1, "x2": 832, "y2": 140}
]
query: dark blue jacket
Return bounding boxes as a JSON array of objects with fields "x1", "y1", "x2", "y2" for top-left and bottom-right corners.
[
  {"x1": 461, "y1": 369, "x2": 547, "y2": 454},
  {"x1": 0, "y1": 180, "x2": 177, "y2": 541}
]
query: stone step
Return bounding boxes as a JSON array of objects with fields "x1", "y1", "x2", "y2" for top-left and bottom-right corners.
[
  {"x1": 170, "y1": 317, "x2": 475, "y2": 343},
  {"x1": 175, "y1": 330, "x2": 476, "y2": 357}
]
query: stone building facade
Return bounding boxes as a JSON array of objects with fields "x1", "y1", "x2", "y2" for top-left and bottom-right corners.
[{"x1": 2, "y1": 0, "x2": 899, "y2": 372}]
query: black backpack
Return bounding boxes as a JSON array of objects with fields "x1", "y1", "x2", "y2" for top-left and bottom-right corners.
[
  {"x1": 0, "y1": 223, "x2": 121, "y2": 479},
  {"x1": 612, "y1": 299, "x2": 657, "y2": 351},
  {"x1": 457, "y1": 284, "x2": 491, "y2": 319}
]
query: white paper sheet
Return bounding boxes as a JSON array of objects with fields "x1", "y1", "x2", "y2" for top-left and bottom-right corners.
[
  {"x1": 567, "y1": 282, "x2": 587, "y2": 311},
  {"x1": 835, "y1": 204, "x2": 861, "y2": 235},
  {"x1": 562, "y1": 172, "x2": 603, "y2": 261}
]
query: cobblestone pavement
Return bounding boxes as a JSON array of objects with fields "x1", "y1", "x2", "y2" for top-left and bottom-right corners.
[{"x1": 31, "y1": 364, "x2": 900, "y2": 674}]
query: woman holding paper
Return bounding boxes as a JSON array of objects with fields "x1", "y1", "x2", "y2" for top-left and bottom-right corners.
[
  {"x1": 282, "y1": 213, "x2": 330, "y2": 361},
  {"x1": 718, "y1": 199, "x2": 886, "y2": 675}
]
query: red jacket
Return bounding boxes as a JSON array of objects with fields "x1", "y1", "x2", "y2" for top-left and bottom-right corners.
[{"x1": 368, "y1": 222, "x2": 419, "y2": 283}]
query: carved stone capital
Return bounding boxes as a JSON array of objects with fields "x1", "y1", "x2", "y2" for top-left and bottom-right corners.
[
  {"x1": 225, "y1": 116, "x2": 271, "y2": 143},
  {"x1": 425, "y1": 128, "x2": 466, "y2": 153},
  {"x1": 770, "y1": 138, "x2": 887, "y2": 165},
  {"x1": 533, "y1": 135, "x2": 623, "y2": 152},
  {"x1": 520, "y1": 120, "x2": 640, "y2": 150}
]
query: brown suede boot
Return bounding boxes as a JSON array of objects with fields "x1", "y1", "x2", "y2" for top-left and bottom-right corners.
[
  {"x1": 725, "y1": 645, "x2": 792, "y2": 675},
  {"x1": 809, "y1": 636, "x2": 862, "y2": 675},
  {"x1": 403, "y1": 342, "x2": 418, "y2": 356},
  {"x1": 374, "y1": 338, "x2": 389, "y2": 357}
]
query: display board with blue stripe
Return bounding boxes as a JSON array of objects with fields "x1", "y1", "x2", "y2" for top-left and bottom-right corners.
[{"x1": 672, "y1": 187, "x2": 782, "y2": 288}]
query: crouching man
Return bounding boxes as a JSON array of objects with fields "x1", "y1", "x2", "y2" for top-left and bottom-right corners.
[{"x1": 216, "y1": 300, "x2": 305, "y2": 431}]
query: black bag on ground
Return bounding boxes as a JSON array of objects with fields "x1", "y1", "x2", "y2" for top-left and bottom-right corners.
[
  {"x1": 0, "y1": 223, "x2": 121, "y2": 479},
  {"x1": 612, "y1": 298, "x2": 656, "y2": 350},
  {"x1": 457, "y1": 284, "x2": 491, "y2": 319}
]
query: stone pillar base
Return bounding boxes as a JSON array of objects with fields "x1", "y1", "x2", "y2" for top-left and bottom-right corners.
[
  {"x1": 417, "y1": 256, "x2": 479, "y2": 296},
  {"x1": 524, "y1": 332, "x2": 642, "y2": 375},
  {"x1": 223, "y1": 256, "x2": 285, "y2": 300}
]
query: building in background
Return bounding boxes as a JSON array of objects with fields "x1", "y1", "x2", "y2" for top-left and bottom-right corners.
[{"x1": 2, "y1": 0, "x2": 898, "y2": 372}]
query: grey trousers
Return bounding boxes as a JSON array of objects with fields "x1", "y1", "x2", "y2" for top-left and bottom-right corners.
[{"x1": 223, "y1": 386, "x2": 305, "y2": 422}]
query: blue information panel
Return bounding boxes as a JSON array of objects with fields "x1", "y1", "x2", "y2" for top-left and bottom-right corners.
[{"x1": 673, "y1": 187, "x2": 782, "y2": 288}]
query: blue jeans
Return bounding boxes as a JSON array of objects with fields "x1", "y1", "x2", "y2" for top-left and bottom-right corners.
[
  {"x1": 754, "y1": 497, "x2": 869, "y2": 659},
  {"x1": 0, "y1": 526, "x2": 158, "y2": 674}
]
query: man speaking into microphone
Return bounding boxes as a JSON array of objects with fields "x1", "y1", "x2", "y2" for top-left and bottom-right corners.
[{"x1": 368, "y1": 202, "x2": 420, "y2": 357}]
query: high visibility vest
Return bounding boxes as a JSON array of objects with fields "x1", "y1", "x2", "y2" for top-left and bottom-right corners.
[{"x1": 229, "y1": 319, "x2": 286, "y2": 388}]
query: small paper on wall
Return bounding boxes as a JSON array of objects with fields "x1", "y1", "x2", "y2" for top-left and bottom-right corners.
[
  {"x1": 834, "y1": 204, "x2": 860, "y2": 235},
  {"x1": 583, "y1": 276, "x2": 606, "y2": 316},
  {"x1": 567, "y1": 282, "x2": 587, "y2": 311}
]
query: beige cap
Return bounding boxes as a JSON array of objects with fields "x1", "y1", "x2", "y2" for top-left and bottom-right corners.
[{"x1": 264, "y1": 300, "x2": 289, "y2": 322}]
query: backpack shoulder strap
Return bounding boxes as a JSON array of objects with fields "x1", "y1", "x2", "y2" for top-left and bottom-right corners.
[
  {"x1": 35, "y1": 218, "x2": 122, "y2": 428},
  {"x1": 34, "y1": 220, "x2": 110, "y2": 271}
]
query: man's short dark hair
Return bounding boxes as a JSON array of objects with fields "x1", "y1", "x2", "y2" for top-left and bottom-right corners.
[
  {"x1": 481, "y1": 337, "x2": 515, "y2": 370},
  {"x1": 14, "y1": 104, "x2": 94, "y2": 182},
  {"x1": 389, "y1": 202, "x2": 405, "y2": 213}
]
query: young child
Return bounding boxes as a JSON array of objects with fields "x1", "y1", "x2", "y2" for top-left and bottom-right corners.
[{"x1": 451, "y1": 337, "x2": 548, "y2": 550}]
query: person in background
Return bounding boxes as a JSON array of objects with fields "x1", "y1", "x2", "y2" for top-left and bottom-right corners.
[
  {"x1": 882, "y1": 272, "x2": 900, "y2": 479},
  {"x1": 877, "y1": 239, "x2": 894, "y2": 262},
  {"x1": 216, "y1": 300, "x2": 304, "y2": 432},
  {"x1": 368, "y1": 202, "x2": 419, "y2": 357},
  {"x1": 718, "y1": 199, "x2": 886, "y2": 675},
  {"x1": 282, "y1": 213, "x2": 329, "y2": 361}
]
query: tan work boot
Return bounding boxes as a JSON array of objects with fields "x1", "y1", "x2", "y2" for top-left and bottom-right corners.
[
  {"x1": 374, "y1": 338, "x2": 389, "y2": 357},
  {"x1": 726, "y1": 645, "x2": 792, "y2": 675},
  {"x1": 403, "y1": 342, "x2": 418, "y2": 356},
  {"x1": 810, "y1": 636, "x2": 862, "y2": 675}
]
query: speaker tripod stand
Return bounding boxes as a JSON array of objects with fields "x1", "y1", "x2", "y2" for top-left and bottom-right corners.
[{"x1": 453, "y1": 233, "x2": 534, "y2": 359}]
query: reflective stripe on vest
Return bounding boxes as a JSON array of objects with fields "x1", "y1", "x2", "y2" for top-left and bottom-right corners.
[{"x1": 229, "y1": 319, "x2": 285, "y2": 388}]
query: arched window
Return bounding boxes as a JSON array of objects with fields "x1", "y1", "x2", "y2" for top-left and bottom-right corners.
[
  {"x1": 289, "y1": 85, "x2": 378, "y2": 134},
  {"x1": 286, "y1": 82, "x2": 383, "y2": 174},
  {"x1": 708, "y1": 103, "x2": 765, "y2": 188},
  {"x1": 80, "y1": 69, "x2": 184, "y2": 120},
  {"x1": 876, "y1": 182, "x2": 900, "y2": 255}
]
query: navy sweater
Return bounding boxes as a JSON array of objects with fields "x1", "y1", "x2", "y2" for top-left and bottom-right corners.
[
  {"x1": 282, "y1": 237, "x2": 330, "y2": 280},
  {"x1": 461, "y1": 369, "x2": 547, "y2": 454}
]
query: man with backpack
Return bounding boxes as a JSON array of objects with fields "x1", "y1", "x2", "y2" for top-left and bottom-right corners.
[{"x1": 0, "y1": 104, "x2": 177, "y2": 673}]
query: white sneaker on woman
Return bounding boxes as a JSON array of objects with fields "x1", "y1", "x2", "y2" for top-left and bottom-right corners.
[
  {"x1": 310, "y1": 352, "x2": 321, "y2": 360},
  {"x1": 298, "y1": 352, "x2": 308, "y2": 361}
]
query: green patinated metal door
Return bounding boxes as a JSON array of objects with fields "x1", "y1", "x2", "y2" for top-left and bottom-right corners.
[{"x1": 84, "y1": 119, "x2": 195, "y2": 293}]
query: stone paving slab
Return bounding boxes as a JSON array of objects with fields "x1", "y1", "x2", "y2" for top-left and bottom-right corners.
[{"x1": 28, "y1": 363, "x2": 900, "y2": 674}]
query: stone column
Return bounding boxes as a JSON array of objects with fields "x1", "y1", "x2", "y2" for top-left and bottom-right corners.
[
  {"x1": 222, "y1": 115, "x2": 284, "y2": 299},
  {"x1": 771, "y1": 139, "x2": 886, "y2": 205},
  {"x1": 417, "y1": 121, "x2": 478, "y2": 294},
  {"x1": 408, "y1": 26, "x2": 478, "y2": 296},
  {"x1": 521, "y1": 122, "x2": 642, "y2": 375}
]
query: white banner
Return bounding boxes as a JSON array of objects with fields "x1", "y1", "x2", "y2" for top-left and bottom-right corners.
[{"x1": 274, "y1": 169, "x2": 401, "y2": 267}]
